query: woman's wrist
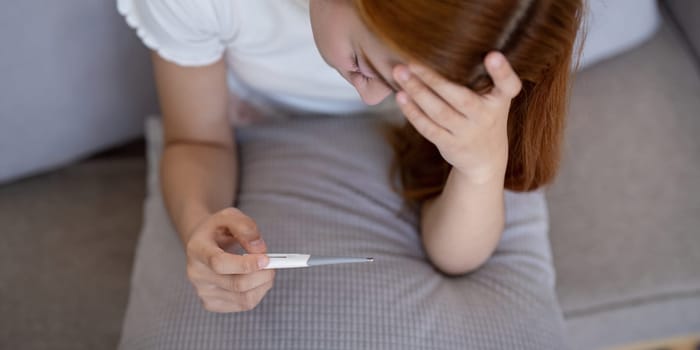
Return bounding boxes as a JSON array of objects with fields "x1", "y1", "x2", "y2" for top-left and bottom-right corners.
[
  {"x1": 166, "y1": 196, "x2": 216, "y2": 245},
  {"x1": 181, "y1": 205, "x2": 213, "y2": 243},
  {"x1": 452, "y1": 162, "x2": 507, "y2": 188},
  {"x1": 160, "y1": 141, "x2": 238, "y2": 246},
  {"x1": 420, "y1": 165, "x2": 505, "y2": 275}
]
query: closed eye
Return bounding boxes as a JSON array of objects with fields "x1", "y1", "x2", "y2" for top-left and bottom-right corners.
[
  {"x1": 351, "y1": 53, "x2": 372, "y2": 82},
  {"x1": 354, "y1": 51, "x2": 400, "y2": 92}
]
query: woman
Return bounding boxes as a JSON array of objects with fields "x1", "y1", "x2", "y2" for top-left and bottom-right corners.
[{"x1": 119, "y1": 0, "x2": 583, "y2": 314}]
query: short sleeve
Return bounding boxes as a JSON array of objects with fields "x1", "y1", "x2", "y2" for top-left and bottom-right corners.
[{"x1": 117, "y1": 0, "x2": 237, "y2": 66}]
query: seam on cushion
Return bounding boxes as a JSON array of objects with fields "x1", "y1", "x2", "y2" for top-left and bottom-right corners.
[
  {"x1": 117, "y1": 0, "x2": 224, "y2": 67},
  {"x1": 562, "y1": 288, "x2": 700, "y2": 319}
]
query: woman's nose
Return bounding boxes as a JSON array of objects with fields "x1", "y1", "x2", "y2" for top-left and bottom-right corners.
[{"x1": 357, "y1": 87, "x2": 392, "y2": 106}]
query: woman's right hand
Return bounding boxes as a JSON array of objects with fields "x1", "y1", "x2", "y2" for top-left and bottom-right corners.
[{"x1": 184, "y1": 207, "x2": 275, "y2": 313}]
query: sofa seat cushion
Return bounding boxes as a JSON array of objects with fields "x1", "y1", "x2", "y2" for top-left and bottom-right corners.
[{"x1": 548, "y1": 15, "x2": 700, "y2": 350}]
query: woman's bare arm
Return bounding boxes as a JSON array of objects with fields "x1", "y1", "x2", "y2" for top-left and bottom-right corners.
[
  {"x1": 152, "y1": 53, "x2": 275, "y2": 313},
  {"x1": 391, "y1": 53, "x2": 520, "y2": 276},
  {"x1": 151, "y1": 52, "x2": 235, "y2": 243},
  {"x1": 420, "y1": 169, "x2": 505, "y2": 276}
]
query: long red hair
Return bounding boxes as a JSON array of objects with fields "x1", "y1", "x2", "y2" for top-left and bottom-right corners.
[{"x1": 353, "y1": 0, "x2": 585, "y2": 202}]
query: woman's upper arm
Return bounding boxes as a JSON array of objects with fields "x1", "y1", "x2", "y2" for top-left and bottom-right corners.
[{"x1": 151, "y1": 51, "x2": 232, "y2": 149}]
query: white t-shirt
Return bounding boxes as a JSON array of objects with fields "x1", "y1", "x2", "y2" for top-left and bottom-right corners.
[{"x1": 117, "y1": 0, "x2": 398, "y2": 119}]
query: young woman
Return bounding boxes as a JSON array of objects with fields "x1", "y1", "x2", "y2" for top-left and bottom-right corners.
[{"x1": 119, "y1": 0, "x2": 583, "y2": 313}]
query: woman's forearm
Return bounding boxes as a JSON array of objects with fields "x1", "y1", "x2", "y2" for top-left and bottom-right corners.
[
  {"x1": 161, "y1": 139, "x2": 238, "y2": 244},
  {"x1": 420, "y1": 168, "x2": 505, "y2": 275}
]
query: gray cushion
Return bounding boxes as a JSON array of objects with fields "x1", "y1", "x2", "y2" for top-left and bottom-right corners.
[
  {"x1": 0, "y1": 0, "x2": 156, "y2": 184},
  {"x1": 578, "y1": 0, "x2": 660, "y2": 69},
  {"x1": 119, "y1": 115, "x2": 567, "y2": 349}
]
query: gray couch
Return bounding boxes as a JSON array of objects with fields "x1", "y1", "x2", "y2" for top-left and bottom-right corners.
[{"x1": 1, "y1": 1, "x2": 698, "y2": 349}]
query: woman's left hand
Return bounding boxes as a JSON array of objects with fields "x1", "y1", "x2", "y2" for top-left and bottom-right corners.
[{"x1": 393, "y1": 51, "x2": 522, "y2": 185}]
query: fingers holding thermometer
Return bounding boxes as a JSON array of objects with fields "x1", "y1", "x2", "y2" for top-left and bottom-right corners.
[{"x1": 185, "y1": 207, "x2": 275, "y2": 313}]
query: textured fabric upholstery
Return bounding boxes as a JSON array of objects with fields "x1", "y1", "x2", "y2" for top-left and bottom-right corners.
[{"x1": 118, "y1": 115, "x2": 567, "y2": 349}]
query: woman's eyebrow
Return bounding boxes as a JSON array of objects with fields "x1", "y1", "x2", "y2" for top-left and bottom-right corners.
[{"x1": 362, "y1": 52, "x2": 400, "y2": 92}]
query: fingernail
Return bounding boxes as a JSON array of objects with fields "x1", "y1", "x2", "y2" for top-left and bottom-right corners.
[
  {"x1": 257, "y1": 256, "x2": 268, "y2": 268},
  {"x1": 489, "y1": 54, "x2": 503, "y2": 68},
  {"x1": 396, "y1": 92, "x2": 408, "y2": 105},
  {"x1": 250, "y1": 239, "x2": 265, "y2": 246},
  {"x1": 396, "y1": 67, "x2": 410, "y2": 82}
]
